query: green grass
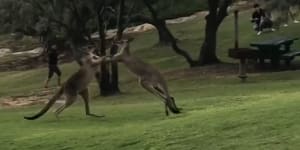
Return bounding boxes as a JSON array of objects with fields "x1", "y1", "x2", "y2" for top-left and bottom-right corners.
[{"x1": 1, "y1": 11, "x2": 300, "y2": 150}]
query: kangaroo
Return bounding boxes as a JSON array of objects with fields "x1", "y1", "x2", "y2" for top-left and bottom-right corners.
[
  {"x1": 110, "y1": 39, "x2": 181, "y2": 116},
  {"x1": 24, "y1": 49, "x2": 107, "y2": 120}
]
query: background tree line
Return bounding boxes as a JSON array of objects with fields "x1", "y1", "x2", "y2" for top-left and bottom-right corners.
[{"x1": 1, "y1": 0, "x2": 267, "y2": 96}]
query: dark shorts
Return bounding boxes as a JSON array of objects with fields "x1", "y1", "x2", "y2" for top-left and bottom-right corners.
[{"x1": 48, "y1": 65, "x2": 61, "y2": 78}]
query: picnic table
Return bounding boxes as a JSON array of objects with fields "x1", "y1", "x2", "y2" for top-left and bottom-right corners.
[{"x1": 250, "y1": 37, "x2": 299, "y2": 67}]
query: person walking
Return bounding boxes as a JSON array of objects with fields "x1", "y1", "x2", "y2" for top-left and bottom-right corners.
[{"x1": 44, "y1": 44, "x2": 61, "y2": 88}]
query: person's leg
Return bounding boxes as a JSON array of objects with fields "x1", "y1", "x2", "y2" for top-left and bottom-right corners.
[
  {"x1": 254, "y1": 22, "x2": 259, "y2": 32},
  {"x1": 54, "y1": 65, "x2": 62, "y2": 86},
  {"x1": 265, "y1": 18, "x2": 276, "y2": 31},
  {"x1": 257, "y1": 21, "x2": 262, "y2": 35},
  {"x1": 45, "y1": 66, "x2": 54, "y2": 88},
  {"x1": 283, "y1": 11, "x2": 289, "y2": 27}
]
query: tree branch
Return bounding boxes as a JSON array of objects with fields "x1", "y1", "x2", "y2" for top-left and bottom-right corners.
[
  {"x1": 143, "y1": 0, "x2": 160, "y2": 21},
  {"x1": 171, "y1": 42, "x2": 197, "y2": 67},
  {"x1": 205, "y1": 0, "x2": 220, "y2": 27},
  {"x1": 217, "y1": 0, "x2": 232, "y2": 26},
  {"x1": 208, "y1": 0, "x2": 220, "y2": 17},
  {"x1": 116, "y1": 0, "x2": 125, "y2": 40},
  {"x1": 130, "y1": 14, "x2": 154, "y2": 24},
  {"x1": 31, "y1": 0, "x2": 71, "y2": 32}
]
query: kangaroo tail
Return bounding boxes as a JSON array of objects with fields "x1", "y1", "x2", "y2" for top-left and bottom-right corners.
[
  {"x1": 166, "y1": 97, "x2": 181, "y2": 114},
  {"x1": 24, "y1": 87, "x2": 64, "y2": 120}
]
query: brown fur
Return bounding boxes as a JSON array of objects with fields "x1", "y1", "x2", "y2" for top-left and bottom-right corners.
[
  {"x1": 111, "y1": 40, "x2": 181, "y2": 116},
  {"x1": 24, "y1": 51, "x2": 107, "y2": 120}
]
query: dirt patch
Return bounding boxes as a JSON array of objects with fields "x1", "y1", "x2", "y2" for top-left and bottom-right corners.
[
  {"x1": 0, "y1": 88, "x2": 57, "y2": 108},
  {"x1": 0, "y1": 51, "x2": 72, "y2": 72}
]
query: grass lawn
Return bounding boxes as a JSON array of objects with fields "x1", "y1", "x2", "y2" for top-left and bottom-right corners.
[{"x1": 0, "y1": 11, "x2": 300, "y2": 150}]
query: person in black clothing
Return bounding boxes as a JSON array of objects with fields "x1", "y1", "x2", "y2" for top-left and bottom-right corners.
[
  {"x1": 44, "y1": 44, "x2": 61, "y2": 88},
  {"x1": 251, "y1": 4, "x2": 274, "y2": 35}
]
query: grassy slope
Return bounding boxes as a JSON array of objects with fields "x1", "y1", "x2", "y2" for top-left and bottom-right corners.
[{"x1": 1, "y1": 12, "x2": 300, "y2": 150}]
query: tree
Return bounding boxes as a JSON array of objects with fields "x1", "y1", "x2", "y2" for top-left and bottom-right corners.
[
  {"x1": 198, "y1": 0, "x2": 232, "y2": 65},
  {"x1": 89, "y1": 0, "x2": 124, "y2": 96},
  {"x1": 131, "y1": 0, "x2": 232, "y2": 66},
  {"x1": 2, "y1": 0, "x2": 126, "y2": 96},
  {"x1": 130, "y1": 0, "x2": 206, "y2": 45},
  {"x1": 109, "y1": 0, "x2": 125, "y2": 94},
  {"x1": 90, "y1": 0, "x2": 112, "y2": 96},
  {"x1": 141, "y1": 0, "x2": 197, "y2": 66},
  {"x1": 27, "y1": 0, "x2": 94, "y2": 62}
]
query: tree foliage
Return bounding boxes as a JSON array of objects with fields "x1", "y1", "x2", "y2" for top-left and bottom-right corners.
[{"x1": 0, "y1": 0, "x2": 237, "y2": 94}]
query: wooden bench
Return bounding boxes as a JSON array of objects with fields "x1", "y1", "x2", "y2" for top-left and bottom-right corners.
[{"x1": 281, "y1": 50, "x2": 300, "y2": 66}]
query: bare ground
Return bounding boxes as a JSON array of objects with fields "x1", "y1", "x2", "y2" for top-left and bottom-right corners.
[{"x1": 0, "y1": 87, "x2": 57, "y2": 108}]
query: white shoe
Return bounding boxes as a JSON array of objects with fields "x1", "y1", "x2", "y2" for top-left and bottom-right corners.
[
  {"x1": 283, "y1": 24, "x2": 289, "y2": 27},
  {"x1": 294, "y1": 20, "x2": 300, "y2": 23},
  {"x1": 257, "y1": 31, "x2": 262, "y2": 35}
]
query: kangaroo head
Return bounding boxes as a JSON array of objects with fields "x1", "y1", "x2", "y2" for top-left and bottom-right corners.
[
  {"x1": 112, "y1": 38, "x2": 134, "y2": 62},
  {"x1": 81, "y1": 48, "x2": 106, "y2": 71}
]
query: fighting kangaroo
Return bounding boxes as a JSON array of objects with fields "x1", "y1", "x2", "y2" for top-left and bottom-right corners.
[
  {"x1": 24, "y1": 49, "x2": 107, "y2": 120},
  {"x1": 110, "y1": 39, "x2": 181, "y2": 116}
]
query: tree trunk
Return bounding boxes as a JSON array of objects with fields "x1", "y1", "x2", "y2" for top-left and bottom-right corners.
[
  {"x1": 96, "y1": 11, "x2": 112, "y2": 96},
  {"x1": 142, "y1": 0, "x2": 197, "y2": 66},
  {"x1": 198, "y1": 26, "x2": 220, "y2": 65},
  {"x1": 152, "y1": 19, "x2": 199, "y2": 67},
  {"x1": 154, "y1": 20, "x2": 175, "y2": 45},
  {"x1": 110, "y1": 44, "x2": 120, "y2": 94},
  {"x1": 198, "y1": 6, "x2": 221, "y2": 65},
  {"x1": 142, "y1": 0, "x2": 228, "y2": 67},
  {"x1": 143, "y1": 0, "x2": 174, "y2": 45},
  {"x1": 108, "y1": 0, "x2": 125, "y2": 95}
]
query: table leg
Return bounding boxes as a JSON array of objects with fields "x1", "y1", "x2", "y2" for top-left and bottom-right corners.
[
  {"x1": 239, "y1": 58, "x2": 247, "y2": 82},
  {"x1": 259, "y1": 57, "x2": 265, "y2": 66},
  {"x1": 284, "y1": 43, "x2": 292, "y2": 52},
  {"x1": 271, "y1": 56, "x2": 280, "y2": 68}
]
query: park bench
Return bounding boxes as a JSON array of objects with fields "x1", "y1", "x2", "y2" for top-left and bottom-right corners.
[{"x1": 281, "y1": 50, "x2": 300, "y2": 66}]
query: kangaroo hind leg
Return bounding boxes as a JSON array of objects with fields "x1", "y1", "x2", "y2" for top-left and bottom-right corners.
[
  {"x1": 140, "y1": 80, "x2": 170, "y2": 116},
  {"x1": 80, "y1": 89, "x2": 104, "y2": 118},
  {"x1": 54, "y1": 94, "x2": 77, "y2": 119},
  {"x1": 153, "y1": 84, "x2": 180, "y2": 114}
]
